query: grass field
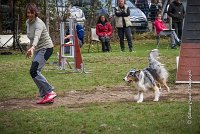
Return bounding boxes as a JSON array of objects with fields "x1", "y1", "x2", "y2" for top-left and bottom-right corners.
[{"x1": 0, "y1": 39, "x2": 199, "y2": 134}]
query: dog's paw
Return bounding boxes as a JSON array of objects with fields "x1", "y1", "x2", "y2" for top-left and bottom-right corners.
[
  {"x1": 137, "y1": 100, "x2": 143, "y2": 103},
  {"x1": 153, "y1": 99, "x2": 159, "y2": 102},
  {"x1": 134, "y1": 95, "x2": 139, "y2": 101}
]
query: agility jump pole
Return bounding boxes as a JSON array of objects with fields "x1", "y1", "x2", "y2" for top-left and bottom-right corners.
[{"x1": 58, "y1": 18, "x2": 83, "y2": 71}]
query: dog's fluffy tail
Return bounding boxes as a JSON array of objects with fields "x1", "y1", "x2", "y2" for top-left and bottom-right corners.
[{"x1": 159, "y1": 67, "x2": 169, "y2": 82}]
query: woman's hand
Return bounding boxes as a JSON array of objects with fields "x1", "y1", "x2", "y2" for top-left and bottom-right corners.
[
  {"x1": 26, "y1": 46, "x2": 35, "y2": 58},
  {"x1": 65, "y1": 34, "x2": 73, "y2": 39},
  {"x1": 100, "y1": 33, "x2": 105, "y2": 37}
]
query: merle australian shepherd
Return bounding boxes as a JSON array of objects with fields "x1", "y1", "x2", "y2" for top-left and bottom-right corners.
[{"x1": 123, "y1": 49, "x2": 169, "y2": 103}]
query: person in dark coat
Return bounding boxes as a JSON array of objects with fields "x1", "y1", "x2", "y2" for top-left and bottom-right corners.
[
  {"x1": 167, "y1": 0, "x2": 185, "y2": 39},
  {"x1": 149, "y1": 0, "x2": 159, "y2": 30},
  {"x1": 135, "y1": 0, "x2": 149, "y2": 17},
  {"x1": 149, "y1": 0, "x2": 159, "y2": 22}
]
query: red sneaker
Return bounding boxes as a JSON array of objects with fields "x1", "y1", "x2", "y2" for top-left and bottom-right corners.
[
  {"x1": 47, "y1": 99, "x2": 54, "y2": 104},
  {"x1": 36, "y1": 97, "x2": 46, "y2": 104},
  {"x1": 42, "y1": 91, "x2": 57, "y2": 103},
  {"x1": 36, "y1": 98, "x2": 54, "y2": 104}
]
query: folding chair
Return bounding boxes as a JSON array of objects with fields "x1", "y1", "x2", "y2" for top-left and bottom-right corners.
[
  {"x1": 88, "y1": 28, "x2": 100, "y2": 53},
  {"x1": 156, "y1": 34, "x2": 161, "y2": 49},
  {"x1": 154, "y1": 26, "x2": 172, "y2": 49},
  {"x1": 156, "y1": 34, "x2": 172, "y2": 49}
]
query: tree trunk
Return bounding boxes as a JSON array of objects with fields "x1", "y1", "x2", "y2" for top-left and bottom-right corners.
[{"x1": 44, "y1": 0, "x2": 49, "y2": 33}]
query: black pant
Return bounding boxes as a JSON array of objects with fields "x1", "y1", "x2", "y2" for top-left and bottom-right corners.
[
  {"x1": 117, "y1": 27, "x2": 133, "y2": 51},
  {"x1": 172, "y1": 21, "x2": 183, "y2": 40},
  {"x1": 99, "y1": 36, "x2": 110, "y2": 52}
]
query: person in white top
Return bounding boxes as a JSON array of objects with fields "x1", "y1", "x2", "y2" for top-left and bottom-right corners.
[{"x1": 26, "y1": 3, "x2": 57, "y2": 104}]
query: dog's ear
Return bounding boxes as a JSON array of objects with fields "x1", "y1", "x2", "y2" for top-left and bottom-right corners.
[{"x1": 134, "y1": 70, "x2": 141, "y2": 79}]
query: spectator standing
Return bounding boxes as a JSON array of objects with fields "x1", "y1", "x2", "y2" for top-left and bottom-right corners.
[
  {"x1": 96, "y1": 15, "x2": 112, "y2": 52},
  {"x1": 149, "y1": 0, "x2": 159, "y2": 30},
  {"x1": 157, "y1": 0, "x2": 162, "y2": 11},
  {"x1": 167, "y1": 0, "x2": 185, "y2": 39},
  {"x1": 115, "y1": 0, "x2": 133, "y2": 52}
]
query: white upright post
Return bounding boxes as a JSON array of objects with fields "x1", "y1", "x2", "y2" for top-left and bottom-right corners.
[
  {"x1": 60, "y1": 21, "x2": 65, "y2": 70},
  {"x1": 69, "y1": 18, "x2": 75, "y2": 57}
]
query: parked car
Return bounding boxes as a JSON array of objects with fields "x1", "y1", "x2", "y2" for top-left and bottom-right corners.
[
  {"x1": 129, "y1": 5, "x2": 149, "y2": 33},
  {"x1": 124, "y1": 1, "x2": 149, "y2": 33}
]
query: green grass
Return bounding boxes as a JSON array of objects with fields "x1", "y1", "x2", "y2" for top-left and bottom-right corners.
[
  {"x1": 1, "y1": 39, "x2": 199, "y2": 134},
  {"x1": 0, "y1": 102, "x2": 199, "y2": 134}
]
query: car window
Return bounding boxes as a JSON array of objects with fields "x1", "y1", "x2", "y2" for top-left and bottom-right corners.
[
  {"x1": 130, "y1": 8, "x2": 143, "y2": 17},
  {"x1": 126, "y1": 1, "x2": 136, "y2": 8}
]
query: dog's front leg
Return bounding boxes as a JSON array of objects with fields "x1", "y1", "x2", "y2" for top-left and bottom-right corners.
[
  {"x1": 137, "y1": 91, "x2": 144, "y2": 103},
  {"x1": 153, "y1": 86, "x2": 160, "y2": 102},
  {"x1": 136, "y1": 72, "x2": 145, "y2": 103}
]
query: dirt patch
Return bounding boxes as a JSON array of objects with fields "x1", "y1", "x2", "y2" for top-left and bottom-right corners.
[{"x1": 0, "y1": 85, "x2": 199, "y2": 111}]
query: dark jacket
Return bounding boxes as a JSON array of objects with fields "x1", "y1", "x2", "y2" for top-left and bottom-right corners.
[
  {"x1": 136, "y1": 0, "x2": 149, "y2": 15},
  {"x1": 76, "y1": 24, "x2": 84, "y2": 44},
  {"x1": 149, "y1": 3, "x2": 158, "y2": 21},
  {"x1": 167, "y1": 1, "x2": 185, "y2": 22}
]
